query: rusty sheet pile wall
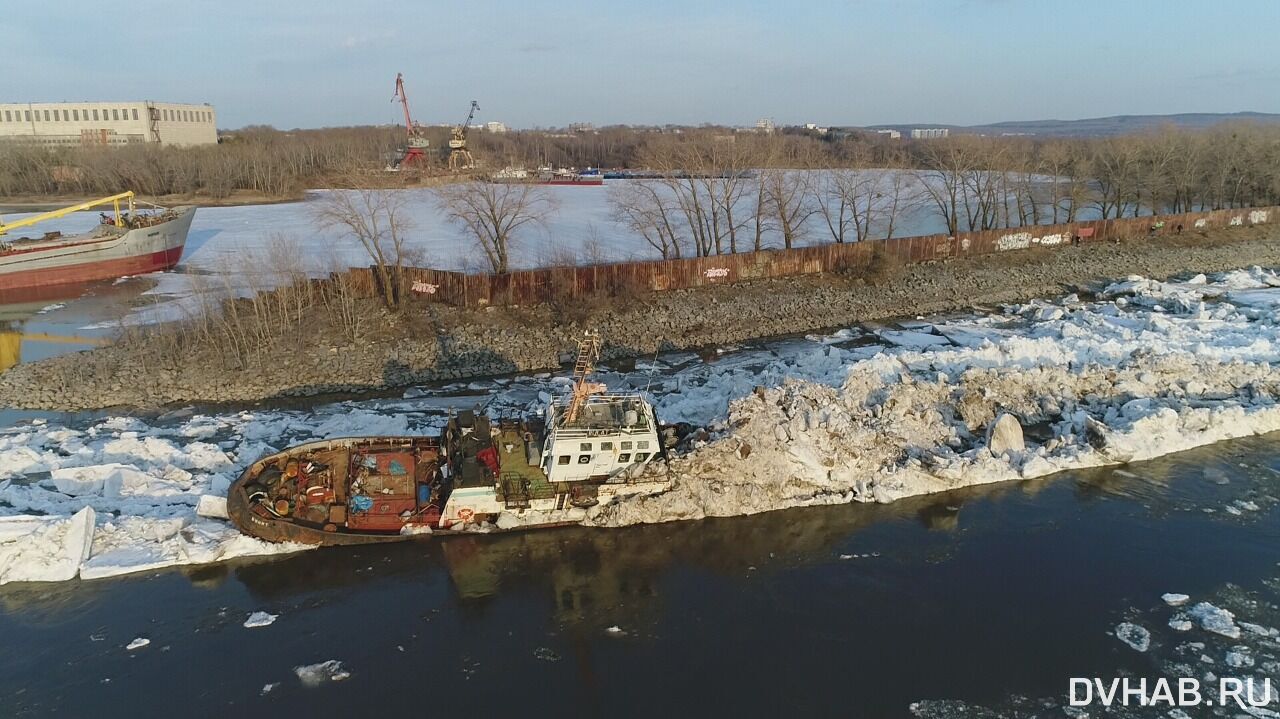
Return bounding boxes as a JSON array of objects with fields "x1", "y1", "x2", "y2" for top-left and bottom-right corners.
[{"x1": 344, "y1": 206, "x2": 1279, "y2": 308}]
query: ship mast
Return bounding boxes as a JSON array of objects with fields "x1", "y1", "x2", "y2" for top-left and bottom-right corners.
[{"x1": 565, "y1": 330, "x2": 606, "y2": 424}]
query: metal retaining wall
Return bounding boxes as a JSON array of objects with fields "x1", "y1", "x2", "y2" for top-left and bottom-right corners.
[{"x1": 345, "y1": 206, "x2": 1280, "y2": 308}]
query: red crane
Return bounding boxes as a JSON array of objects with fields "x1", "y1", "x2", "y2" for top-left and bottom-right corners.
[{"x1": 391, "y1": 72, "x2": 430, "y2": 169}]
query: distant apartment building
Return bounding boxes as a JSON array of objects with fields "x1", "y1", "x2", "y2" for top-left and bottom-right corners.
[
  {"x1": 484, "y1": 121, "x2": 508, "y2": 133},
  {"x1": 0, "y1": 101, "x2": 218, "y2": 147},
  {"x1": 568, "y1": 122, "x2": 597, "y2": 134},
  {"x1": 755, "y1": 118, "x2": 776, "y2": 134},
  {"x1": 876, "y1": 129, "x2": 902, "y2": 139},
  {"x1": 910, "y1": 128, "x2": 950, "y2": 139}
]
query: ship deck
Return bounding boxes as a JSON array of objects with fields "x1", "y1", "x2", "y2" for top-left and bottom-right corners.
[{"x1": 494, "y1": 425, "x2": 557, "y2": 504}]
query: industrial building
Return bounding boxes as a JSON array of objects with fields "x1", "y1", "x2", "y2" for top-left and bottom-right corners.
[
  {"x1": 910, "y1": 128, "x2": 950, "y2": 139},
  {"x1": 0, "y1": 101, "x2": 218, "y2": 147}
]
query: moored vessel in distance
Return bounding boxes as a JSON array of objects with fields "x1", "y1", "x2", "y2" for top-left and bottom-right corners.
[
  {"x1": 490, "y1": 166, "x2": 604, "y2": 186},
  {"x1": 227, "y1": 331, "x2": 675, "y2": 545},
  {"x1": 0, "y1": 192, "x2": 194, "y2": 292}
]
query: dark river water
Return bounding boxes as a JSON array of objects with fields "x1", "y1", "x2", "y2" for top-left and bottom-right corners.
[{"x1": 3, "y1": 433, "x2": 1279, "y2": 719}]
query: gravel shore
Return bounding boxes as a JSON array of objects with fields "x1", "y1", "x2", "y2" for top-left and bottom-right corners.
[{"x1": 3, "y1": 225, "x2": 1278, "y2": 412}]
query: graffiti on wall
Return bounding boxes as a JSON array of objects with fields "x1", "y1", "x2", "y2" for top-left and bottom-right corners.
[
  {"x1": 1195, "y1": 218, "x2": 1208, "y2": 228},
  {"x1": 996, "y1": 231, "x2": 1067, "y2": 251},
  {"x1": 1250, "y1": 210, "x2": 1270, "y2": 224},
  {"x1": 996, "y1": 232, "x2": 1033, "y2": 251}
]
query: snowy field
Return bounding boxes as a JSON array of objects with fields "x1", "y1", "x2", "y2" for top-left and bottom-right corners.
[{"x1": 3, "y1": 267, "x2": 1280, "y2": 584}]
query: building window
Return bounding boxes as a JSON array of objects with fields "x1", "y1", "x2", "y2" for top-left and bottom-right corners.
[
  {"x1": 132, "y1": 109, "x2": 138, "y2": 121},
  {"x1": 24, "y1": 111, "x2": 30, "y2": 121},
  {"x1": 600, "y1": 441, "x2": 613, "y2": 450},
  {"x1": 557, "y1": 456, "x2": 570, "y2": 465},
  {"x1": 577, "y1": 455, "x2": 592, "y2": 464},
  {"x1": 579, "y1": 442, "x2": 592, "y2": 452},
  {"x1": 111, "y1": 109, "x2": 118, "y2": 121},
  {"x1": 617, "y1": 453, "x2": 631, "y2": 463},
  {"x1": 635, "y1": 452, "x2": 650, "y2": 462},
  {"x1": 52, "y1": 110, "x2": 59, "y2": 121},
  {"x1": 3, "y1": 110, "x2": 9, "y2": 122},
  {"x1": 92, "y1": 109, "x2": 98, "y2": 121},
  {"x1": 621, "y1": 441, "x2": 633, "y2": 450},
  {"x1": 43, "y1": 110, "x2": 50, "y2": 121}
]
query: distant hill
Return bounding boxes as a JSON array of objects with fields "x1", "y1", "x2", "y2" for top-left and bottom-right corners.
[{"x1": 860, "y1": 112, "x2": 1280, "y2": 138}]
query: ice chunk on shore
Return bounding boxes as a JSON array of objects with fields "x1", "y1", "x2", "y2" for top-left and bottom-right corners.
[
  {"x1": 195, "y1": 495, "x2": 229, "y2": 520},
  {"x1": 0, "y1": 507, "x2": 95, "y2": 584}
]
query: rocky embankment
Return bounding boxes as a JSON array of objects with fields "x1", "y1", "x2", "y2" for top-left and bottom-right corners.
[{"x1": 4, "y1": 226, "x2": 1280, "y2": 411}]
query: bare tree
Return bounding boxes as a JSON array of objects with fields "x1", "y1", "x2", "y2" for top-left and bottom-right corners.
[
  {"x1": 759, "y1": 168, "x2": 815, "y2": 249},
  {"x1": 435, "y1": 180, "x2": 558, "y2": 273},
  {"x1": 608, "y1": 180, "x2": 685, "y2": 259},
  {"x1": 313, "y1": 183, "x2": 416, "y2": 309}
]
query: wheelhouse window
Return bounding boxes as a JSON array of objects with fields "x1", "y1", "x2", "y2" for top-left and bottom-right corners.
[
  {"x1": 577, "y1": 455, "x2": 592, "y2": 464},
  {"x1": 580, "y1": 442, "x2": 592, "y2": 452},
  {"x1": 600, "y1": 441, "x2": 613, "y2": 450},
  {"x1": 638, "y1": 441, "x2": 650, "y2": 450},
  {"x1": 621, "y1": 441, "x2": 633, "y2": 450},
  {"x1": 557, "y1": 455, "x2": 570, "y2": 465},
  {"x1": 635, "y1": 452, "x2": 650, "y2": 462},
  {"x1": 617, "y1": 453, "x2": 631, "y2": 463}
]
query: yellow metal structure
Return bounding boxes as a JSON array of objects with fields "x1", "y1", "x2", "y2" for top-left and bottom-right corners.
[{"x1": 0, "y1": 191, "x2": 136, "y2": 236}]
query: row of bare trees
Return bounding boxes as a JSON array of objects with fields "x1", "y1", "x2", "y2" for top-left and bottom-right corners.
[
  {"x1": 0, "y1": 125, "x2": 402, "y2": 198},
  {"x1": 607, "y1": 124, "x2": 1280, "y2": 258}
]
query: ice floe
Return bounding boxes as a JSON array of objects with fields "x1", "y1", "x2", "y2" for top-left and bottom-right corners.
[
  {"x1": 1115, "y1": 622, "x2": 1152, "y2": 652},
  {"x1": 294, "y1": 660, "x2": 350, "y2": 686},
  {"x1": 244, "y1": 611, "x2": 278, "y2": 628}
]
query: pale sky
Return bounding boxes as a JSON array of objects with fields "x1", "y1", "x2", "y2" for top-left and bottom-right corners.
[{"x1": 4, "y1": 0, "x2": 1278, "y2": 130}]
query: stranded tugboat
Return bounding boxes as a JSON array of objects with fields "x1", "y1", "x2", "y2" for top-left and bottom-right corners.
[{"x1": 227, "y1": 331, "x2": 671, "y2": 545}]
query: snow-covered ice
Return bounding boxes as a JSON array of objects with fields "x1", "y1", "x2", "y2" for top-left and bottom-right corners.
[
  {"x1": 585, "y1": 267, "x2": 1280, "y2": 526},
  {"x1": 125, "y1": 637, "x2": 150, "y2": 651},
  {"x1": 1163, "y1": 593, "x2": 1191, "y2": 606},
  {"x1": 5, "y1": 268, "x2": 1280, "y2": 582}
]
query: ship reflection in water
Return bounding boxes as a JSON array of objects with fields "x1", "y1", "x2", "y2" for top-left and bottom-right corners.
[{"x1": 0, "y1": 279, "x2": 144, "y2": 372}]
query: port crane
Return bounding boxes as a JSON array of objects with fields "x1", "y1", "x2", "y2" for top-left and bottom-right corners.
[
  {"x1": 447, "y1": 100, "x2": 480, "y2": 172},
  {"x1": 390, "y1": 73, "x2": 431, "y2": 169}
]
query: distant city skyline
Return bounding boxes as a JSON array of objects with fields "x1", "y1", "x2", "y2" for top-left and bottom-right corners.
[{"x1": 4, "y1": 0, "x2": 1279, "y2": 130}]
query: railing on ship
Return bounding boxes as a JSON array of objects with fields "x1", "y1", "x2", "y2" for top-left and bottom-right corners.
[{"x1": 549, "y1": 393, "x2": 654, "y2": 434}]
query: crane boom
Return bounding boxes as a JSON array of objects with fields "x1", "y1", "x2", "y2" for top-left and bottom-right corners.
[
  {"x1": 392, "y1": 72, "x2": 415, "y2": 140},
  {"x1": 0, "y1": 192, "x2": 135, "y2": 236},
  {"x1": 458, "y1": 100, "x2": 480, "y2": 140}
]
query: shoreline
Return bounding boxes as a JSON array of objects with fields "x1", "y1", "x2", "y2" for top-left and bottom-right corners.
[{"x1": 3, "y1": 225, "x2": 1280, "y2": 412}]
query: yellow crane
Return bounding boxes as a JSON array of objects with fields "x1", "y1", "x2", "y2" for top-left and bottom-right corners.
[{"x1": 0, "y1": 191, "x2": 136, "y2": 236}]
